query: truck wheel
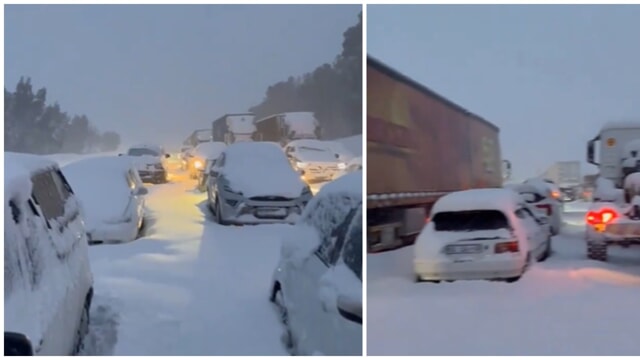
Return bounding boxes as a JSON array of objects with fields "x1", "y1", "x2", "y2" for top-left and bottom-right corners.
[{"x1": 587, "y1": 242, "x2": 608, "y2": 262}]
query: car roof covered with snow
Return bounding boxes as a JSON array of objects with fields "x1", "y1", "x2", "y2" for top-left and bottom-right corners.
[
  {"x1": 316, "y1": 171, "x2": 362, "y2": 200},
  {"x1": 5, "y1": 152, "x2": 59, "y2": 199},
  {"x1": 194, "y1": 142, "x2": 227, "y2": 159},
  {"x1": 432, "y1": 188, "x2": 522, "y2": 215}
]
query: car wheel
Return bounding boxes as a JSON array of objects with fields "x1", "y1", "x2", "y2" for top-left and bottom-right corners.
[
  {"x1": 539, "y1": 236, "x2": 552, "y2": 262},
  {"x1": 73, "y1": 304, "x2": 89, "y2": 355},
  {"x1": 587, "y1": 242, "x2": 608, "y2": 262},
  {"x1": 216, "y1": 198, "x2": 230, "y2": 226},
  {"x1": 506, "y1": 252, "x2": 530, "y2": 283}
]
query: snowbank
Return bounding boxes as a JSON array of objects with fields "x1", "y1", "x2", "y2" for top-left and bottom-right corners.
[
  {"x1": 368, "y1": 232, "x2": 640, "y2": 356},
  {"x1": 222, "y1": 142, "x2": 306, "y2": 198},
  {"x1": 431, "y1": 188, "x2": 520, "y2": 214}
]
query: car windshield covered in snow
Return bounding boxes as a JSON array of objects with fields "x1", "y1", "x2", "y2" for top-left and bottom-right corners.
[
  {"x1": 432, "y1": 210, "x2": 511, "y2": 232},
  {"x1": 127, "y1": 148, "x2": 159, "y2": 157}
]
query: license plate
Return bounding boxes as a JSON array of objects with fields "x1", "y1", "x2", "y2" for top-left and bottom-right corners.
[
  {"x1": 605, "y1": 223, "x2": 640, "y2": 236},
  {"x1": 256, "y1": 208, "x2": 287, "y2": 218},
  {"x1": 444, "y1": 244, "x2": 483, "y2": 255}
]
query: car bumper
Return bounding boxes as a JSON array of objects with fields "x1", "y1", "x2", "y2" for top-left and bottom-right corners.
[
  {"x1": 219, "y1": 197, "x2": 305, "y2": 224},
  {"x1": 587, "y1": 225, "x2": 640, "y2": 245},
  {"x1": 139, "y1": 170, "x2": 166, "y2": 183},
  {"x1": 414, "y1": 257, "x2": 524, "y2": 281},
  {"x1": 88, "y1": 218, "x2": 141, "y2": 244}
]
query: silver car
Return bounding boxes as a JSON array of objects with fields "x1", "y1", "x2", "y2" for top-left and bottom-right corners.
[{"x1": 206, "y1": 142, "x2": 313, "y2": 225}]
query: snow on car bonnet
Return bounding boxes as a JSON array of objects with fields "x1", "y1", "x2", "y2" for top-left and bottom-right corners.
[
  {"x1": 432, "y1": 188, "x2": 520, "y2": 215},
  {"x1": 222, "y1": 142, "x2": 306, "y2": 198}
]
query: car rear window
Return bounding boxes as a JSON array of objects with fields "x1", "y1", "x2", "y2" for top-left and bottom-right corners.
[{"x1": 432, "y1": 210, "x2": 510, "y2": 232}]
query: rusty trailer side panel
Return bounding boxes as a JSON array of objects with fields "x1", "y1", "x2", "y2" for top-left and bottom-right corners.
[{"x1": 367, "y1": 56, "x2": 503, "y2": 209}]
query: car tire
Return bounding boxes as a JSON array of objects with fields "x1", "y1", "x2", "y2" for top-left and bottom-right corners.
[
  {"x1": 587, "y1": 242, "x2": 608, "y2": 262},
  {"x1": 539, "y1": 236, "x2": 552, "y2": 262},
  {"x1": 215, "y1": 198, "x2": 230, "y2": 226},
  {"x1": 506, "y1": 252, "x2": 531, "y2": 283},
  {"x1": 73, "y1": 304, "x2": 89, "y2": 355}
]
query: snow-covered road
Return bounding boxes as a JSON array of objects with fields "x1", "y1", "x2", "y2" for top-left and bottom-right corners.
[
  {"x1": 368, "y1": 202, "x2": 640, "y2": 356},
  {"x1": 82, "y1": 178, "x2": 289, "y2": 355}
]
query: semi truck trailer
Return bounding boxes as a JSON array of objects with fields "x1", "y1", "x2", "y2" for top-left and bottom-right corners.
[{"x1": 367, "y1": 56, "x2": 506, "y2": 252}]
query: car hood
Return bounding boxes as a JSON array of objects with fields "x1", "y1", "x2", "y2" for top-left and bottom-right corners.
[{"x1": 222, "y1": 170, "x2": 306, "y2": 199}]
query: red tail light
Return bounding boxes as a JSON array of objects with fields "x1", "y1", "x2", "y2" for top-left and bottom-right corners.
[
  {"x1": 494, "y1": 241, "x2": 520, "y2": 254},
  {"x1": 536, "y1": 204, "x2": 552, "y2": 216},
  {"x1": 586, "y1": 208, "x2": 618, "y2": 226}
]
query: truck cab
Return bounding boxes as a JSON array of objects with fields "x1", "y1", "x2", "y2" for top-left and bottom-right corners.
[{"x1": 585, "y1": 121, "x2": 640, "y2": 261}]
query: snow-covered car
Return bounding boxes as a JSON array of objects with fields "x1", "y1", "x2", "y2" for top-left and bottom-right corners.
[
  {"x1": 4, "y1": 152, "x2": 94, "y2": 355},
  {"x1": 191, "y1": 141, "x2": 227, "y2": 189},
  {"x1": 62, "y1": 156, "x2": 149, "y2": 244},
  {"x1": 284, "y1": 139, "x2": 347, "y2": 184},
  {"x1": 414, "y1": 188, "x2": 552, "y2": 283},
  {"x1": 336, "y1": 156, "x2": 362, "y2": 178},
  {"x1": 585, "y1": 175, "x2": 640, "y2": 261},
  {"x1": 270, "y1": 171, "x2": 362, "y2": 355},
  {"x1": 122, "y1": 144, "x2": 170, "y2": 184},
  {"x1": 206, "y1": 142, "x2": 313, "y2": 225},
  {"x1": 519, "y1": 178, "x2": 564, "y2": 235}
]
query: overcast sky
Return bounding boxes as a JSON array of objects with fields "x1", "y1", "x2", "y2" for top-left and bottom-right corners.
[
  {"x1": 5, "y1": 4, "x2": 360, "y2": 150},
  {"x1": 368, "y1": 5, "x2": 640, "y2": 181}
]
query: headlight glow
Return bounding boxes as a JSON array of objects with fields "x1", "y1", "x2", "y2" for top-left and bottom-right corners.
[{"x1": 194, "y1": 160, "x2": 203, "y2": 169}]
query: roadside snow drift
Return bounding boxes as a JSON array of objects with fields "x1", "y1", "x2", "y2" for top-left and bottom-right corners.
[{"x1": 368, "y1": 215, "x2": 640, "y2": 355}]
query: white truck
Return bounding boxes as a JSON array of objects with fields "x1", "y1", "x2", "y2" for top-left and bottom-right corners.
[{"x1": 585, "y1": 121, "x2": 640, "y2": 261}]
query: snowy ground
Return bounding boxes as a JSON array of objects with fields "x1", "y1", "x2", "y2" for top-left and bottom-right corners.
[
  {"x1": 368, "y1": 202, "x2": 640, "y2": 356},
  {"x1": 81, "y1": 177, "x2": 290, "y2": 355}
]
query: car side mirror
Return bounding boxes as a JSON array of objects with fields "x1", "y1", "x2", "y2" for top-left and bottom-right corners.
[
  {"x1": 135, "y1": 187, "x2": 149, "y2": 196},
  {"x1": 336, "y1": 294, "x2": 362, "y2": 325},
  {"x1": 4, "y1": 332, "x2": 34, "y2": 356},
  {"x1": 335, "y1": 153, "x2": 340, "y2": 159}
]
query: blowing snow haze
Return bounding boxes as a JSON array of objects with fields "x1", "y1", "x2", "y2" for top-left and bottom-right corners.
[
  {"x1": 4, "y1": 4, "x2": 361, "y2": 152},
  {"x1": 368, "y1": 5, "x2": 640, "y2": 181}
]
